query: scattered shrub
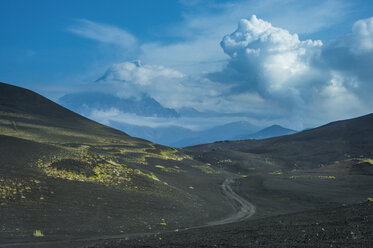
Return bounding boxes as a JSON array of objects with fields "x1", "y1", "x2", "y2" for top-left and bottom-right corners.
[{"x1": 33, "y1": 230, "x2": 44, "y2": 237}]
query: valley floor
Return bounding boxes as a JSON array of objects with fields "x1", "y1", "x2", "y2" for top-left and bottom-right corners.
[
  {"x1": 88, "y1": 166, "x2": 373, "y2": 248},
  {"x1": 6, "y1": 172, "x2": 372, "y2": 248},
  {"x1": 97, "y1": 201, "x2": 373, "y2": 248},
  {"x1": 0, "y1": 174, "x2": 250, "y2": 248}
]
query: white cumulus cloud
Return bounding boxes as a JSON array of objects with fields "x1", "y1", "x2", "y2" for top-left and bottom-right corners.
[
  {"x1": 100, "y1": 61, "x2": 184, "y2": 86},
  {"x1": 220, "y1": 15, "x2": 322, "y2": 93},
  {"x1": 209, "y1": 15, "x2": 373, "y2": 128}
]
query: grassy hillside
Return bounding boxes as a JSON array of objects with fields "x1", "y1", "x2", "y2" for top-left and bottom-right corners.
[{"x1": 0, "y1": 82, "x2": 232, "y2": 244}]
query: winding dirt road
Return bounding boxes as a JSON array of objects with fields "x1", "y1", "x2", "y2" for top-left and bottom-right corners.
[
  {"x1": 0, "y1": 174, "x2": 255, "y2": 247},
  {"x1": 208, "y1": 175, "x2": 256, "y2": 226}
]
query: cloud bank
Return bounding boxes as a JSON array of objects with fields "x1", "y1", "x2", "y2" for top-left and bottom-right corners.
[
  {"x1": 208, "y1": 15, "x2": 372, "y2": 127},
  {"x1": 96, "y1": 61, "x2": 229, "y2": 111},
  {"x1": 68, "y1": 14, "x2": 373, "y2": 131}
]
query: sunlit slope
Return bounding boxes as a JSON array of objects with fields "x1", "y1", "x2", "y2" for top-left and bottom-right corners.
[{"x1": 0, "y1": 82, "x2": 231, "y2": 243}]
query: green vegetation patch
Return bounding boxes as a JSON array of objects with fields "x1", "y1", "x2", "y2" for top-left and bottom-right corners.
[
  {"x1": 155, "y1": 165, "x2": 183, "y2": 173},
  {"x1": 354, "y1": 158, "x2": 373, "y2": 165},
  {"x1": 159, "y1": 218, "x2": 167, "y2": 226},
  {"x1": 192, "y1": 164, "x2": 220, "y2": 174},
  {"x1": 50, "y1": 159, "x2": 96, "y2": 177},
  {"x1": 134, "y1": 169, "x2": 160, "y2": 182},
  {"x1": 36, "y1": 153, "x2": 162, "y2": 189},
  {"x1": 33, "y1": 230, "x2": 44, "y2": 237},
  {"x1": 0, "y1": 111, "x2": 41, "y2": 121},
  {"x1": 0, "y1": 177, "x2": 42, "y2": 201},
  {"x1": 38, "y1": 155, "x2": 131, "y2": 186},
  {"x1": 269, "y1": 171, "x2": 283, "y2": 175},
  {"x1": 289, "y1": 175, "x2": 336, "y2": 180},
  {"x1": 159, "y1": 149, "x2": 192, "y2": 161},
  {"x1": 118, "y1": 145, "x2": 192, "y2": 165}
]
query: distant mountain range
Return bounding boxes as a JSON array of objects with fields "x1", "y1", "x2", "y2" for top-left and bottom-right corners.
[
  {"x1": 110, "y1": 121, "x2": 296, "y2": 147},
  {"x1": 58, "y1": 87, "x2": 296, "y2": 146},
  {"x1": 59, "y1": 92, "x2": 297, "y2": 147},
  {"x1": 235, "y1": 125, "x2": 296, "y2": 140}
]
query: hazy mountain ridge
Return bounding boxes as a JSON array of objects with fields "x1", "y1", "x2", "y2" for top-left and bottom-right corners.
[
  {"x1": 59, "y1": 91, "x2": 298, "y2": 146},
  {"x1": 58, "y1": 72, "x2": 298, "y2": 146},
  {"x1": 111, "y1": 121, "x2": 296, "y2": 147},
  {"x1": 59, "y1": 92, "x2": 179, "y2": 118},
  {"x1": 234, "y1": 124, "x2": 297, "y2": 140}
]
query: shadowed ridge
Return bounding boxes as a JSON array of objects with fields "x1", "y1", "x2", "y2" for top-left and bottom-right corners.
[
  {"x1": 185, "y1": 113, "x2": 373, "y2": 169},
  {"x1": 0, "y1": 82, "x2": 78, "y2": 118},
  {"x1": 280, "y1": 113, "x2": 373, "y2": 142},
  {"x1": 0, "y1": 82, "x2": 129, "y2": 137},
  {"x1": 248, "y1": 113, "x2": 373, "y2": 167}
]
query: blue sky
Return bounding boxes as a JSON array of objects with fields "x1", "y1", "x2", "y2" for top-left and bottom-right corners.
[
  {"x1": 1, "y1": 0, "x2": 373, "y2": 130},
  {"x1": 0, "y1": 0, "x2": 183, "y2": 87}
]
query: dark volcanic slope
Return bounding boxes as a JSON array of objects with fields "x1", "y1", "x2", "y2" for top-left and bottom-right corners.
[
  {"x1": 2, "y1": 82, "x2": 373, "y2": 248},
  {"x1": 184, "y1": 114, "x2": 373, "y2": 215},
  {"x1": 100, "y1": 201, "x2": 373, "y2": 248},
  {"x1": 0, "y1": 82, "x2": 135, "y2": 143},
  {"x1": 0, "y1": 82, "x2": 232, "y2": 245},
  {"x1": 186, "y1": 113, "x2": 373, "y2": 169}
]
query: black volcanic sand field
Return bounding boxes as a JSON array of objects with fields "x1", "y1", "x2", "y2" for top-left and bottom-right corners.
[
  {"x1": 0, "y1": 83, "x2": 234, "y2": 246},
  {"x1": 1, "y1": 82, "x2": 373, "y2": 247},
  {"x1": 90, "y1": 169, "x2": 373, "y2": 247},
  {"x1": 183, "y1": 114, "x2": 373, "y2": 220},
  {"x1": 90, "y1": 115, "x2": 373, "y2": 247},
  {"x1": 96, "y1": 201, "x2": 373, "y2": 248}
]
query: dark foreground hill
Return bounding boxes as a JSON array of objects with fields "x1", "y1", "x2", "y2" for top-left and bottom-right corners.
[{"x1": 0, "y1": 82, "x2": 232, "y2": 245}]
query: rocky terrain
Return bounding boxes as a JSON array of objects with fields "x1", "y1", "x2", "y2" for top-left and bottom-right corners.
[
  {"x1": 0, "y1": 83, "x2": 233, "y2": 246},
  {"x1": 0, "y1": 82, "x2": 372, "y2": 247}
]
